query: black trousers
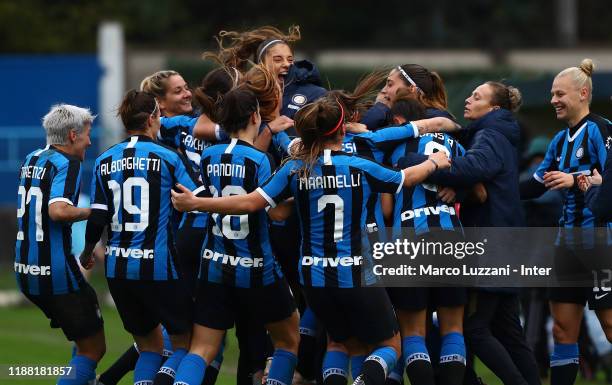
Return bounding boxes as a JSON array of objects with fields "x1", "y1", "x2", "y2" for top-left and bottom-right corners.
[{"x1": 464, "y1": 290, "x2": 541, "y2": 385}]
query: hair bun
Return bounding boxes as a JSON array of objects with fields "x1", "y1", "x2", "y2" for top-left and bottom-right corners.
[
  {"x1": 579, "y1": 58, "x2": 594, "y2": 77},
  {"x1": 507, "y1": 86, "x2": 523, "y2": 113}
]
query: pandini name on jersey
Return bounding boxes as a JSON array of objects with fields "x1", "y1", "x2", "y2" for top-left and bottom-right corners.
[
  {"x1": 100, "y1": 156, "x2": 161, "y2": 175},
  {"x1": 298, "y1": 174, "x2": 361, "y2": 190},
  {"x1": 206, "y1": 163, "x2": 245, "y2": 179}
]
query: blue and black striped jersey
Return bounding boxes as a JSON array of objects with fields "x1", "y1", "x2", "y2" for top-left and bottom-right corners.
[
  {"x1": 90, "y1": 135, "x2": 204, "y2": 280},
  {"x1": 342, "y1": 122, "x2": 419, "y2": 233},
  {"x1": 158, "y1": 115, "x2": 214, "y2": 229},
  {"x1": 158, "y1": 115, "x2": 214, "y2": 172},
  {"x1": 534, "y1": 113, "x2": 612, "y2": 229},
  {"x1": 15, "y1": 146, "x2": 84, "y2": 295},
  {"x1": 390, "y1": 133, "x2": 466, "y2": 235},
  {"x1": 258, "y1": 150, "x2": 405, "y2": 288},
  {"x1": 199, "y1": 138, "x2": 283, "y2": 287}
]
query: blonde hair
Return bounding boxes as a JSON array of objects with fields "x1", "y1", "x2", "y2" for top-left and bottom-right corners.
[
  {"x1": 140, "y1": 70, "x2": 180, "y2": 98},
  {"x1": 557, "y1": 58, "x2": 594, "y2": 103}
]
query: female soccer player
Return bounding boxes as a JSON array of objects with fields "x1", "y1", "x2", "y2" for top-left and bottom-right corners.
[
  {"x1": 80, "y1": 90, "x2": 205, "y2": 385},
  {"x1": 361, "y1": 64, "x2": 454, "y2": 130},
  {"x1": 142, "y1": 68, "x2": 238, "y2": 295},
  {"x1": 241, "y1": 64, "x2": 294, "y2": 153},
  {"x1": 521, "y1": 59, "x2": 612, "y2": 385},
  {"x1": 16, "y1": 104, "x2": 103, "y2": 385},
  {"x1": 167, "y1": 87, "x2": 300, "y2": 385},
  {"x1": 206, "y1": 25, "x2": 326, "y2": 119},
  {"x1": 171, "y1": 92, "x2": 451, "y2": 385},
  {"x1": 386, "y1": 93, "x2": 468, "y2": 385},
  {"x1": 299, "y1": 84, "x2": 462, "y2": 385}
]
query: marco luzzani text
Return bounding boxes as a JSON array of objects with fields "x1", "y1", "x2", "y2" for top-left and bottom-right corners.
[{"x1": 371, "y1": 239, "x2": 552, "y2": 277}]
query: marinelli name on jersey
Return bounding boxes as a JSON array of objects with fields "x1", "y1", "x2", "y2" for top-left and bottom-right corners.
[{"x1": 298, "y1": 173, "x2": 361, "y2": 190}]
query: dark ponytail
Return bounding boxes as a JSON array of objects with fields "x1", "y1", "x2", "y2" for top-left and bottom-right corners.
[
  {"x1": 118, "y1": 90, "x2": 157, "y2": 132},
  {"x1": 193, "y1": 67, "x2": 236, "y2": 121},
  {"x1": 397, "y1": 64, "x2": 448, "y2": 111},
  {"x1": 428, "y1": 71, "x2": 448, "y2": 110},
  {"x1": 216, "y1": 87, "x2": 259, "y2": 135}
]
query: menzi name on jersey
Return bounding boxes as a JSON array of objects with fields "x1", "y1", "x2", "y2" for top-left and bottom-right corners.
[{"x1": 15, "y1": 146, "x2": 84, "y2": 295}]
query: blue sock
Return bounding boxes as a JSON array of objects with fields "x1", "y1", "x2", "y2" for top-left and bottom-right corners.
[
  {"x1": 439, "y1": 332, "x2": 466, "y2": 365},
  {"x1": 551, "y1": 343, "x2": 579, "y2": 367},
  {"x1": 134, "y1": 351, "x2": 163, "y2": 385},
  {"x1": 387, "y1": 356, "x2": 404, "y2": 384},
  {"x1": 350, "y1": 355, "x2": 366, "y2": 380},
  {"x1": 266, "y1": 349, "x2": 298, "y2": 385},
  {"x1": 364, "y1": 346, "x2": 397, "y2": 378},
  {"x1": 57, "y1": 354, "x2": 97, "y2": 385},
  {"x1": 322, "y1": 351, "x2": 349, "y2": 384},
  {"x1": 158, "y1": 348, "x2": 187, "y2": 379},
  {"x1": 438, "y1": 333, "x2": 466, "y2": 385},
  {"x1": 174, "y1": 353, "x2": 207, "y2": 385},
  {"x1": 402, "y1": 336, "x2": 430, "y2": 367},
  {"x1": 550, "y1": 343, "x2": 579, "y2": 385},
  {"x1": 299, "y1": 307, "x2": 317, "y2": 337},
  {"x1": 162, "y1": 326, "x2": 173, "y2": 357}
]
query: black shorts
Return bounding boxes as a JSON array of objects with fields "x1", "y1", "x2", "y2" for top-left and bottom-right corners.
[
  {"x1": 387, "y1": 287, "x2": 467, "y2": 311},
  {"x1": 548, "y1": 286, "x2": 612, "y2": 310},
  {"x1": 24, "y1": 283, "x2": 103, "y2": 341},
  {"x1": 270, "y1": 215, "x2": 301, "y2": 286},
  {"x1": 107, "y1": 278, "x2": 193, "y2": 336},
  {"x1": 553, "y1": 245, "x2": 610, "y2": 286},
  {"x1": 194, "y1": 279, "x2": 296, "y2": 330},
  {"x1": 175, "y1": 223, "x2": 206, "y2": 296},
  {"x1": 303, "y1": 286, "x2": 398, "y2": 345}
]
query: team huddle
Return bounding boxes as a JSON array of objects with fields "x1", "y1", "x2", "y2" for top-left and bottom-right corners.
[{"x1": 14, "y1": 25, "x2": 612, "y2": 385}]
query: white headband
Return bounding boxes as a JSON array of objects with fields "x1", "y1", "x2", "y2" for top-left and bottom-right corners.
[
  {"x1": 257, "y1": 39, "x2": 284, "y2": 63},
  {"x1": 396, "y1": 66, "x2": 422, "y2": 94},
  {"x1": 230, "y1": 67, "x2": 240, "y2": 87}
]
